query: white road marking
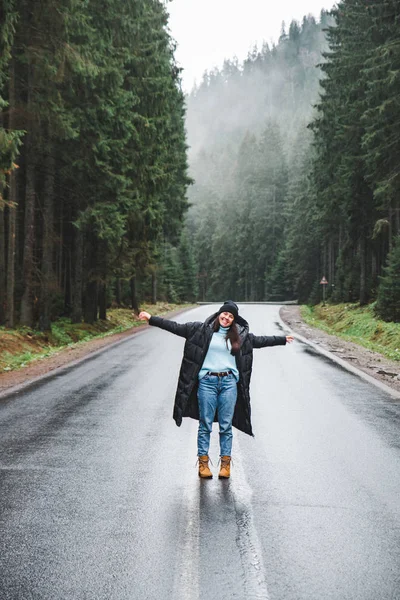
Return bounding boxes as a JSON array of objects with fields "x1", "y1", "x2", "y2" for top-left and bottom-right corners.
[
  {"x1": 172, "y1": 439, "x2": 270, "y2": 600},
  {"x1": 172, "y1": 468, "x2": 200, "y2": 600},
  {"x1": 231, "y1": 442, "x2": 271, "y2": 600}
]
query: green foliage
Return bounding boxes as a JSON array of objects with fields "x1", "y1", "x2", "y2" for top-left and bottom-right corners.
[
  {"x1": 0, "y1": 129, "x2": 23, "y2": 203},
  {"x1": 302, "y1": 302, "x2": 400, "y2": 361},
  {"x1": 0, "y1": 1, "x2": 23, "y2": 199},
  {"x1": 0, "y1": 0, "x2": 191, "y2": 326},
  {"x1": 362, "y1": 1, "x2": 400, "y2": 209},
  {"x1": 186, "y1": 1, "x2": 400, "y2": 315},
  {"x1": 375, "y1": 236, "x2": 400, "y2": 322},
  {"x1": 291, "y1": 0, "x2": 400, "y2": 310},
  {"x1": 176, "y1": 230, "x2": 198, "y2": 302},
  {"x1": 0, "y1": 304, "x2": 189, "y2": 371},
  {"x1": 2, "y1": 0, "x2": 400, "y2": 323},
  {"x1": 159, "y1": 243, "x2": 181, "y2": 304}
]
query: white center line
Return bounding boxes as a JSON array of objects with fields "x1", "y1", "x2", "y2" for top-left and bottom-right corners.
[
  {"x1": 172, "y1": 470, "x2": 200, "y2": 600},
  {"x1": 231, "y1": 444, "x2": 271, "y2": 600}
]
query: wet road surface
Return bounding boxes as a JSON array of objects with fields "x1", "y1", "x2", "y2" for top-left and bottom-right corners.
[{"x1": 1, "y1": 304, "x2": 400, "y2": 600}]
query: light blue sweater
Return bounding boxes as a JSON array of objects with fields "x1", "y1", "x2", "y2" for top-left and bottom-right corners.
[{"x1": 198, "y1": 326, "x2": 239, "y2": 381}]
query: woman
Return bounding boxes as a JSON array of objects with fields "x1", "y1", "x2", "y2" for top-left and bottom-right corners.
[{"x1": 138, "y1": 301, "x2": 293, "y2": 479}]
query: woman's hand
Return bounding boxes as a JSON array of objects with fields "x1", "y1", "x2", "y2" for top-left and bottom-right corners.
[
  {"x1": 138, "y1": 311, "x2": 151, "y2": 321},
  {"x1": 286, "y1": 335, "x2": 294, "y2": 344}
]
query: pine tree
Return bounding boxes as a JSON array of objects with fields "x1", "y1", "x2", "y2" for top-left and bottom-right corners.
[
  {"x1": 276, "y1": 126, "x2": 316, "y2": 302},
  {"x1": 176, "y1": 229, "x2": 198, "y2": 302},
  {"x1": 375, "y1": 236, "x2": 400, "y2": 322},
  {"x1": 160, "y1": 243, "x2": 180, "y2": 303},
  {"x1": 61, "y1": 0, "x2": 190, "y2": 322},
  {"x1": 256, "y1": 121, "x2": 288, "y2": 298},
  {"x1": 0, "y1": 0, "x2": 190, "y2": 329},
  {"x1": 310, "y1": 0, "x2": 375, "y2": 305},
  {"x1": 0, "y1": 2, "x2": 23, "y2": 325},
  {"x1": 362, "y1": 1, "x2": 400, "y2": 246}
]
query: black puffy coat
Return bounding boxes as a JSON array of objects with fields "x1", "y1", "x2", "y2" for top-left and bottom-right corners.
[{"x1": 149, "y1": 311, "x2": 287, "y2": 436}]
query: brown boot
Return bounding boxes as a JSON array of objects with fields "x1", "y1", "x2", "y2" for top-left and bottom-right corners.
[
  {"x1": 198, "y1": 455, "x2": 213, "y2": 478},
  {"x1": 218, "y1": 456, "x2": 231, "y2": 479}
]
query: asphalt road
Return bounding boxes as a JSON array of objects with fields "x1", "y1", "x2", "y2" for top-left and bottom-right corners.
[{"x1": 1, "y1": 304, "x2": 400, "y2": 600}]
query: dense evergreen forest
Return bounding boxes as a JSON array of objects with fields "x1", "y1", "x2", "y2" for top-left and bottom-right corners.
[
  {"x1": 1, "y1": 1, "x2": 400, "y2": 327},
  {"x1": 186, "y1": 2, "x2": 400, "y2": 321},
  {"x1": 0, "y1": 0, "x2": 191, "y2": 330}
]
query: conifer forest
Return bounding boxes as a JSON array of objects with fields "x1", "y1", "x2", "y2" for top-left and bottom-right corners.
[{"x1": 1, "y1": 1, "x2": 400, "y2": 328}]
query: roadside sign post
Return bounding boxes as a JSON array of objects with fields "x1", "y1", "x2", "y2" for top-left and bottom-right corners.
[{"x1": 320, "y1": 276, "x2": 328, "y2": 305}]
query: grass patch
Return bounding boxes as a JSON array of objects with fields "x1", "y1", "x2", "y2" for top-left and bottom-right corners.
[
  {"x1": 0, "y1": 303, "x2": 193, "y2": 372},
  {"x1": 301, "y1": 302, "x2": 400, "y2": 361}
]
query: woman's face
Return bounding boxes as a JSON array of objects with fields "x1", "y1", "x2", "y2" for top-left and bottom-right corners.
[{"x1": 218, "y1": 312, "x2": 234, "y2": 327}]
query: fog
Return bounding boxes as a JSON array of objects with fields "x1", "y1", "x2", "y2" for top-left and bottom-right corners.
[
  {"x1": 185, "y1": 17, "x2": 329, "y2": 160},
  {"x1": 179, "y1": 12, "x2": 334, "y2": 301},
  {"x1": 168, "y1": 0, "x2": 337, "y2": 92}
]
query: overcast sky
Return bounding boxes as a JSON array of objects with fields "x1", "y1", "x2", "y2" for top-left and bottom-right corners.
[{"x1": 167, "y1": 0, "x2": 337, "y2": 91}]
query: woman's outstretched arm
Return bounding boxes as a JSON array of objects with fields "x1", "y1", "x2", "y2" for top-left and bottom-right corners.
[
  {"x1": 249, "y1": 334, "x2": 294, "y2": 348},
  {"x1": 138, "y1": 311, "x2": 197, "y2": 339}
]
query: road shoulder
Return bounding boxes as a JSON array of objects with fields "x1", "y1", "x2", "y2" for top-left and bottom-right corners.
[
  {"x1": 2, "y1": 305, "x2": 400, "y2": 401},
  {"x1": 279, "y1": 305, "x2": 400, "y2": 399},
  {"x1": 0, "y1": 308, "x2": 189, "y2": 398}
]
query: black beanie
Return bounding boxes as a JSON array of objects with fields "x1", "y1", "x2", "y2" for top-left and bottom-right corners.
[{"x1": 217, "y1": 300, "x2": 239, "y2": 320}]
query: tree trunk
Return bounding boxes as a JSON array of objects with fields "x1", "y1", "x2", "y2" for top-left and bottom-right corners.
[
  {"x1": 71, "y1": 226, "x2": 83, "y2": 323},
  {"x1": 20, "y1": 149, "x2": 36, "y2": 326},
  {"x1": 371, "y1": 249, "x2": 377, "y2": 283},
  {"x1": 39, "y1": 148, "x2": 55, "y2": 331},
  {"x1": 359, "y1": 233, "x2": 367, "y2": 305},
  {"x1": 20, "y1": 63, "x2": 36, "y2": 327},
  {"x1": 0, "y1": 205, "x2": 6, "y2": 324},
  {"x1": 151, "y1": 271, "x2": 157, "y2": 304},
  {"x1": 0, "y1": 109, "x2": 5, "y2": 325},
  {"x1": 328, "y1": 237, "x2": 334, "y2": 290},
  {"x1": 83, "y1": 235, "x2": 98, "y2": 324},
  {"x1": 115, "y1": 277, "x2": 121, "y2": 306},
  {"x1": 98, "y1": 242, "x2": 107, "y2": 320},
  {"x1": 6, "y1": 58, "x2": 17, "y2": 328},
  {"x1": 6, "y1": 173, "x2": 17, "y2": 328},
  {"x1": 130, "y1": 275, "x2": 139, "y2": 314},
  {"x1": 57, "y1": 196, "x2": 63, "y2": 288},
  {"x1": 64, "y1": 249, "x2": 72, "y2": 315},
  {"x1": 84, "y1": 280, "x2": 98, "y2": 324},
  {"x1": 98, "y1": 283, "x2": 107, "y2": 320}
]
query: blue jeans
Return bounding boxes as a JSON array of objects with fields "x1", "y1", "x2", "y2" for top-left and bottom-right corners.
[{"x1": 197, "y1": 373, "x2": 238, "y2": 457}]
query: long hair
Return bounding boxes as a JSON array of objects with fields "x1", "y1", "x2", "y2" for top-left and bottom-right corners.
[{"x1": 213, "y1": 318, "x2": 240, "y2": 355}]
